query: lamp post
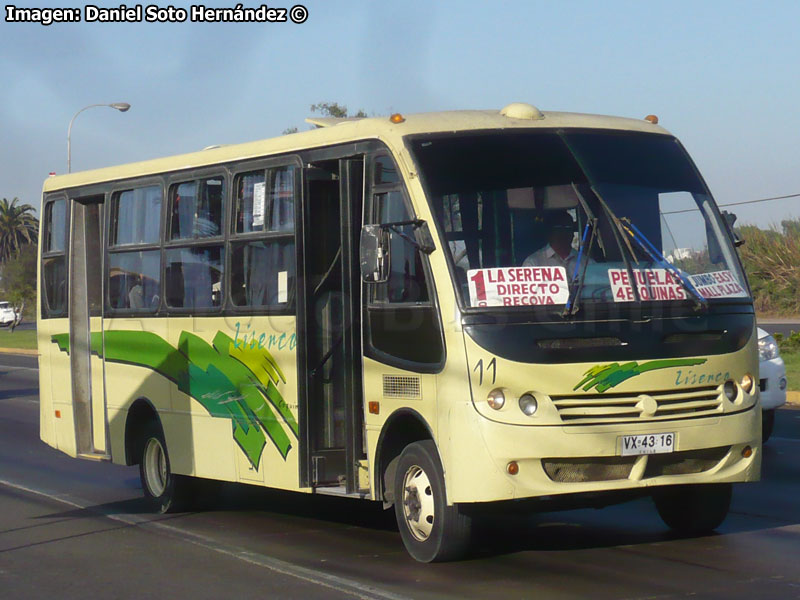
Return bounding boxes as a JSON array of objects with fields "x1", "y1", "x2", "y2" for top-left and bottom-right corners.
[{"x1": 67, "y1": 102, "x2": 131, "y2": 173}]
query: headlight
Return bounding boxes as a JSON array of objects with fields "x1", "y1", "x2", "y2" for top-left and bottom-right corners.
[
  {"x1": 487, "y1": 388, "x2": 506, "y2": 410},
  {"x1": 758, "y1": 334, "x2": 780, "y2": 361},
  {"x1": 740, "y1": 373, "x2": 755, "y2": 394},
  {"x1": 518, "y1": 393, "x2": 538, "y2": 416}
]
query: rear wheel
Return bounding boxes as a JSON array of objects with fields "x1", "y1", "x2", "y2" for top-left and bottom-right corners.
[
  {"x1": 139, "y1": 421, "x2": 192, "y2": 513},
  {"x1": 653, "y1": 483, "x2": 732, "y2": 534},
  {"x1": 762, "y1": 409, "x2": 775, "y2": 443},
  {"x1": 393, "y1": 441, "x2": 472, "y2": 562}
]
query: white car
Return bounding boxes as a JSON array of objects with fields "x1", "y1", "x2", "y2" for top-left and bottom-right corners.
[
  {"x1": 0, "y1": 301, "x2": 19, "y2": 327},
  {"x1": 758, "y1": 327, "x2": 787, "y2": 442}
]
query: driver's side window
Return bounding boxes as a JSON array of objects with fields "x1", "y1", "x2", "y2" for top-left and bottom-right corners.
[{"x1": 370, "y1": 156, "x2": 429, "y2": 304}]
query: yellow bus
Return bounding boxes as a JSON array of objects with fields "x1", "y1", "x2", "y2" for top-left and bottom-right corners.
[{"x1": 38, "y1": 104, "x2": 760, "y2": 562}]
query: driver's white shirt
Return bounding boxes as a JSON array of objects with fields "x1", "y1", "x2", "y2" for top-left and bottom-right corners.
[{"x1": 522, "y1": 244, "x2": 580, "y2": 277}]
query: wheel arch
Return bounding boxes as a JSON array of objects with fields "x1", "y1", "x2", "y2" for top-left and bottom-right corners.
[
  {"x1": 374, "y1": 408, "x2": 436, "y2": 504},
  {"x1": 124, "y1": 397, "x2": 161, "y2": 466}
]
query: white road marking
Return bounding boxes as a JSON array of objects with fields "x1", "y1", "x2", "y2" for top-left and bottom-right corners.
[{"x1": 0, "y1": 477, "x2": 408, "y2": 600}]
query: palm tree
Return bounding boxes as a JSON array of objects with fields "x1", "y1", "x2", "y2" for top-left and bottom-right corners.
[{"x1": 0, "y1": 198, "x2": 38, "y2": 263}]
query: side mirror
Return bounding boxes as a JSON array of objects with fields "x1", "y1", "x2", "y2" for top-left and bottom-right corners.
[
  {"x1": 722, "y1": 210, "x2": 744, "y2": 247},
  {"x1": 414, "y1": 220, "x2": 436, "y2": 254},
  {"x1": 360, "y1": 225, "x2": 390, "y2": 283}
]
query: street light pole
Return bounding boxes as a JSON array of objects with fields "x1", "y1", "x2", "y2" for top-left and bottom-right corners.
[{"x1": 67, "y1": 102, "x2": 131, "y2": 173}]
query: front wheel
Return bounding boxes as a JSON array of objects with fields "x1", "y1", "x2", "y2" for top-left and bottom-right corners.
[
  {"x1": 393, "y1": 441, "x2": 472, "y2": 562},
  {"x1": 653, "y1": 483, "x2": 732, "y2": 534},
  {"x1": 139, "y1": 421, "x2": 192, "y2": 513}
]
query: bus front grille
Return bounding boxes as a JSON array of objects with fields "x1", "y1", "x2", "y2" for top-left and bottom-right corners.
[
  {"x1": 542, "y1": 447, "x2": 730, "y2": 483},
  {"x1": 550, "y1": 385, "x2": 722, "y2": 425}
]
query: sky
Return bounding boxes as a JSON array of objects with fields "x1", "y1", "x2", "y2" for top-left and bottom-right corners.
[{"x1": 2, "y1": 0, "x2": 799, "y2": 229}]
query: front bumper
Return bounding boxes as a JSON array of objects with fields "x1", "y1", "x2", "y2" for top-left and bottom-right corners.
[{"x1": 447, "y1": 402, "x2": 760, "y2": 503}]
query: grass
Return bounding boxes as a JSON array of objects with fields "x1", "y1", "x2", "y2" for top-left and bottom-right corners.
[
  {"x1": 0, "y1": 328, "x2": 37, "y2": 350},
  {"x1": 782, "y1": 350, "x2": 800, "y2": 392},
  {"x1": 738, "y1": 219, "x2": 800, "y2": 316}
]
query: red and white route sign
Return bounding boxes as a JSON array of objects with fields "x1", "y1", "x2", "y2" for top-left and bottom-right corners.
[{"x1": 467, "y1": 266, "x2": 569, "y2": 307}]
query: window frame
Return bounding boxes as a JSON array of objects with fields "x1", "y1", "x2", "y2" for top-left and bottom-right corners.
[
  {"x1": 162, "y1": 169, "x2": 228, "y2": 315},
  {"x1": 105, "y1": 178, "x2": 166, "y2": 316},
  {"x1": 226, "y1": 156, "x2": 301, "y2": 315},
  {"x1": 362, "y1": 151, "x2": 446, "y2": 373},
  {"x1": 40, "y1": 193, "x2": 70, "y2": 319}
]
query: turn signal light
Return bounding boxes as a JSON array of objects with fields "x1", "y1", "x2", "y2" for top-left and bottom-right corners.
[
  {"x1": 55, "y1": 410, "x2": 61, "y2": 419},
  {"x1": 368, "y1": 401, "x2": 380, "y2": 415},
  {"x1": 644, "y1": 114, "x2": 659, "y2": 124},
  {"x1": 507, "y1": 461, "x2": 519, "y2": 475},
  {"x1": 389, "y1": 113, "x2": 405, "y2": 124},
  {"x1": 742, "y1": 445, "x2": 753, "y2": 458},
  {"x1": 740, "y1": 373, "x2": 755, "y2": 394}
]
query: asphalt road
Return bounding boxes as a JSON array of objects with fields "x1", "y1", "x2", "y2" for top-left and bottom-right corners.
[
  {"x1": 758, "y1": 320, "x2": 800, "y2": 339},
  {"x1": 2, "y1": 354, "x2": 800, "y2": 599}
]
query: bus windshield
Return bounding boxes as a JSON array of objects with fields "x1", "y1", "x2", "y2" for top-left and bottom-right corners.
[{"x1": 410, "y1": 131, "x2": 749, "y2": 310}]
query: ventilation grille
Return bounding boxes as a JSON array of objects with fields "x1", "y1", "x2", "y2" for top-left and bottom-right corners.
[
  {"x1": 382, "y1": 375, "x2": 421, "y2": 399},
  {"x1": 550, "y1": 385, "x2": 722, "y2": 425},
  {"x1": 543, "y1": 457, "x2": 636, "y2": 483},
  {"x1": 542, "y1": 447, "x2": 730, "y2": 483}
]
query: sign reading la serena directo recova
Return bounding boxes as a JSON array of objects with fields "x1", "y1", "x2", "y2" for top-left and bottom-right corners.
[{"x1": 468, "y1": 266, "x2": 570, "y2": 307}]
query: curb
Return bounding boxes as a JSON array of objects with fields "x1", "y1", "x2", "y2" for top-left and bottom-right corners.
[{"x1": 0, "y1": 347, "x2": 38, "y2": 356}]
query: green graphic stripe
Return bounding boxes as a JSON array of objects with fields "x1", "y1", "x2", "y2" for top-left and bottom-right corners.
[
  {"x1": 214, "y1": 332, "x2": 299, "y2": 438},
  {"x1": 51, "y1": 329, "x2": 295, "y2": 468},
  {"x1": 179, "y1": 331, "x2": 292, "y2": 459},
  {"x1": 574, "y1": 358, "x2": 708, "y2": 393}
]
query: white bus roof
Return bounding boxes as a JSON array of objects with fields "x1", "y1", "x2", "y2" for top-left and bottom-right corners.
[{"x1": 43, "y1": 106, "x2": 671, "y2": 194}]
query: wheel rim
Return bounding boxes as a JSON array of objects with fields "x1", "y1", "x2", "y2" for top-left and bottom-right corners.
[
  {"x1": 143, "y1": 437, "x2": 167, "y2": 497},
  {"x1": 401, "y1": 464, "x2": 435, "y2": 541}
]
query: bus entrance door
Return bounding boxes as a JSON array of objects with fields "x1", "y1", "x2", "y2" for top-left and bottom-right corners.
[
  {"x1": 68, "y1": 197, "x2": 109, "y2": 459},
  {"x1": 300, "y1": 156, "x2": 365, "y2": 494}
]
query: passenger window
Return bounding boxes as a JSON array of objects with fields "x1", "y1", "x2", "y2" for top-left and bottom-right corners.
[
  {"x1": 43, "y1": 199, "x2": 66, "y2": 253},
  {"x1": 230, "y1": 240, "x2": 295, "y2": 307},
  {"x1": 234, "y1": 166, "x2": 295, "y2": 233},
  {"x1": 169, "y1": 177, "x2": 224, "y2": 240},
  {"x1": 374, "y1": 190, "x2": 429, "y2": 303},
  {"x1": 108, "y1": 250, "x2": 161, "y2": 310},
  {"x1": 42, "y1": 256, "x2": 67, "y2": 316},
  {"x1": 111, "y1": 186, "x2": 162, "y2": 245},
  {"x1": 165, "y1": 246, "x2": 224, "y2": 309},
  {"x1": 41, "y1": 198, "x2": 68, "y2": 317}
]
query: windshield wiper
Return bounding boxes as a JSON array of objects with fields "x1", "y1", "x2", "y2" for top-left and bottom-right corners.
[
  {"x1": 562, "y1": 216, "x2": 598, "y2": 317},
  {"x1": 618, "y1": 218, "x2": 708, "y2": 311}
]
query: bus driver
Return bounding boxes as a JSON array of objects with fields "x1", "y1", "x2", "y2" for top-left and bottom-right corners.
[{"x1": 522, "y1": 210, "x2": 580, "y2": 274}]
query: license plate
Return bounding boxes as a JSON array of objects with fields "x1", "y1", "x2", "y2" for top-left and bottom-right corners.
[{"x1": 620, "y1": 433, "x2": 675, "y2": 456}]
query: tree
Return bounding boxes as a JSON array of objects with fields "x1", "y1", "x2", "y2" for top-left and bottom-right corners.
[
  {"x1": 309, "y1": 102, "x2": 367, "y2": 118},
  {"x1": 0, "y1": 197, "x2": 38, "y2": 263},
  {"x1": 1, "y1": 243, "x2": 36, "y2": 325},
  {"x1": 283, "y1": 101, "x2": 368, "y2": 134}
]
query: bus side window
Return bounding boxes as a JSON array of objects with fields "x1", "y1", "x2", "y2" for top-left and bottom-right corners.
[
  {"x1": 373, "y1": 190, "x2": 429, "y2": 304},
  {"x1": 365, "y1": 155, "x2": 443, "y2": 370},
  {"x1": 165, "y1": 246, "x2": 224, "y2": 309},
  {"x1": 41, "y1": 197, "x2": 68, "y2": 317},
  {"x1": 230, "y1": 165, "x2": 296, "y2": 310},
  {"x1": 107, "y1": 186, "x2": 163, "y2": 313}
]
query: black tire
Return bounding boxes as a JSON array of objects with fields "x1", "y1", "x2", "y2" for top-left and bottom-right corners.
[
  {"x1": 653, "y1": 483, "x2": 732, "y2": 534},
  {"x1": 762, "y1": 409, "x2": 775, "y2": 443},
  {"x1": 393, "y1": 440, "x2": 472, "y2": 562},
  {"x1": 138, "y1": 420, "x2": 193, "y2": 513}
]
